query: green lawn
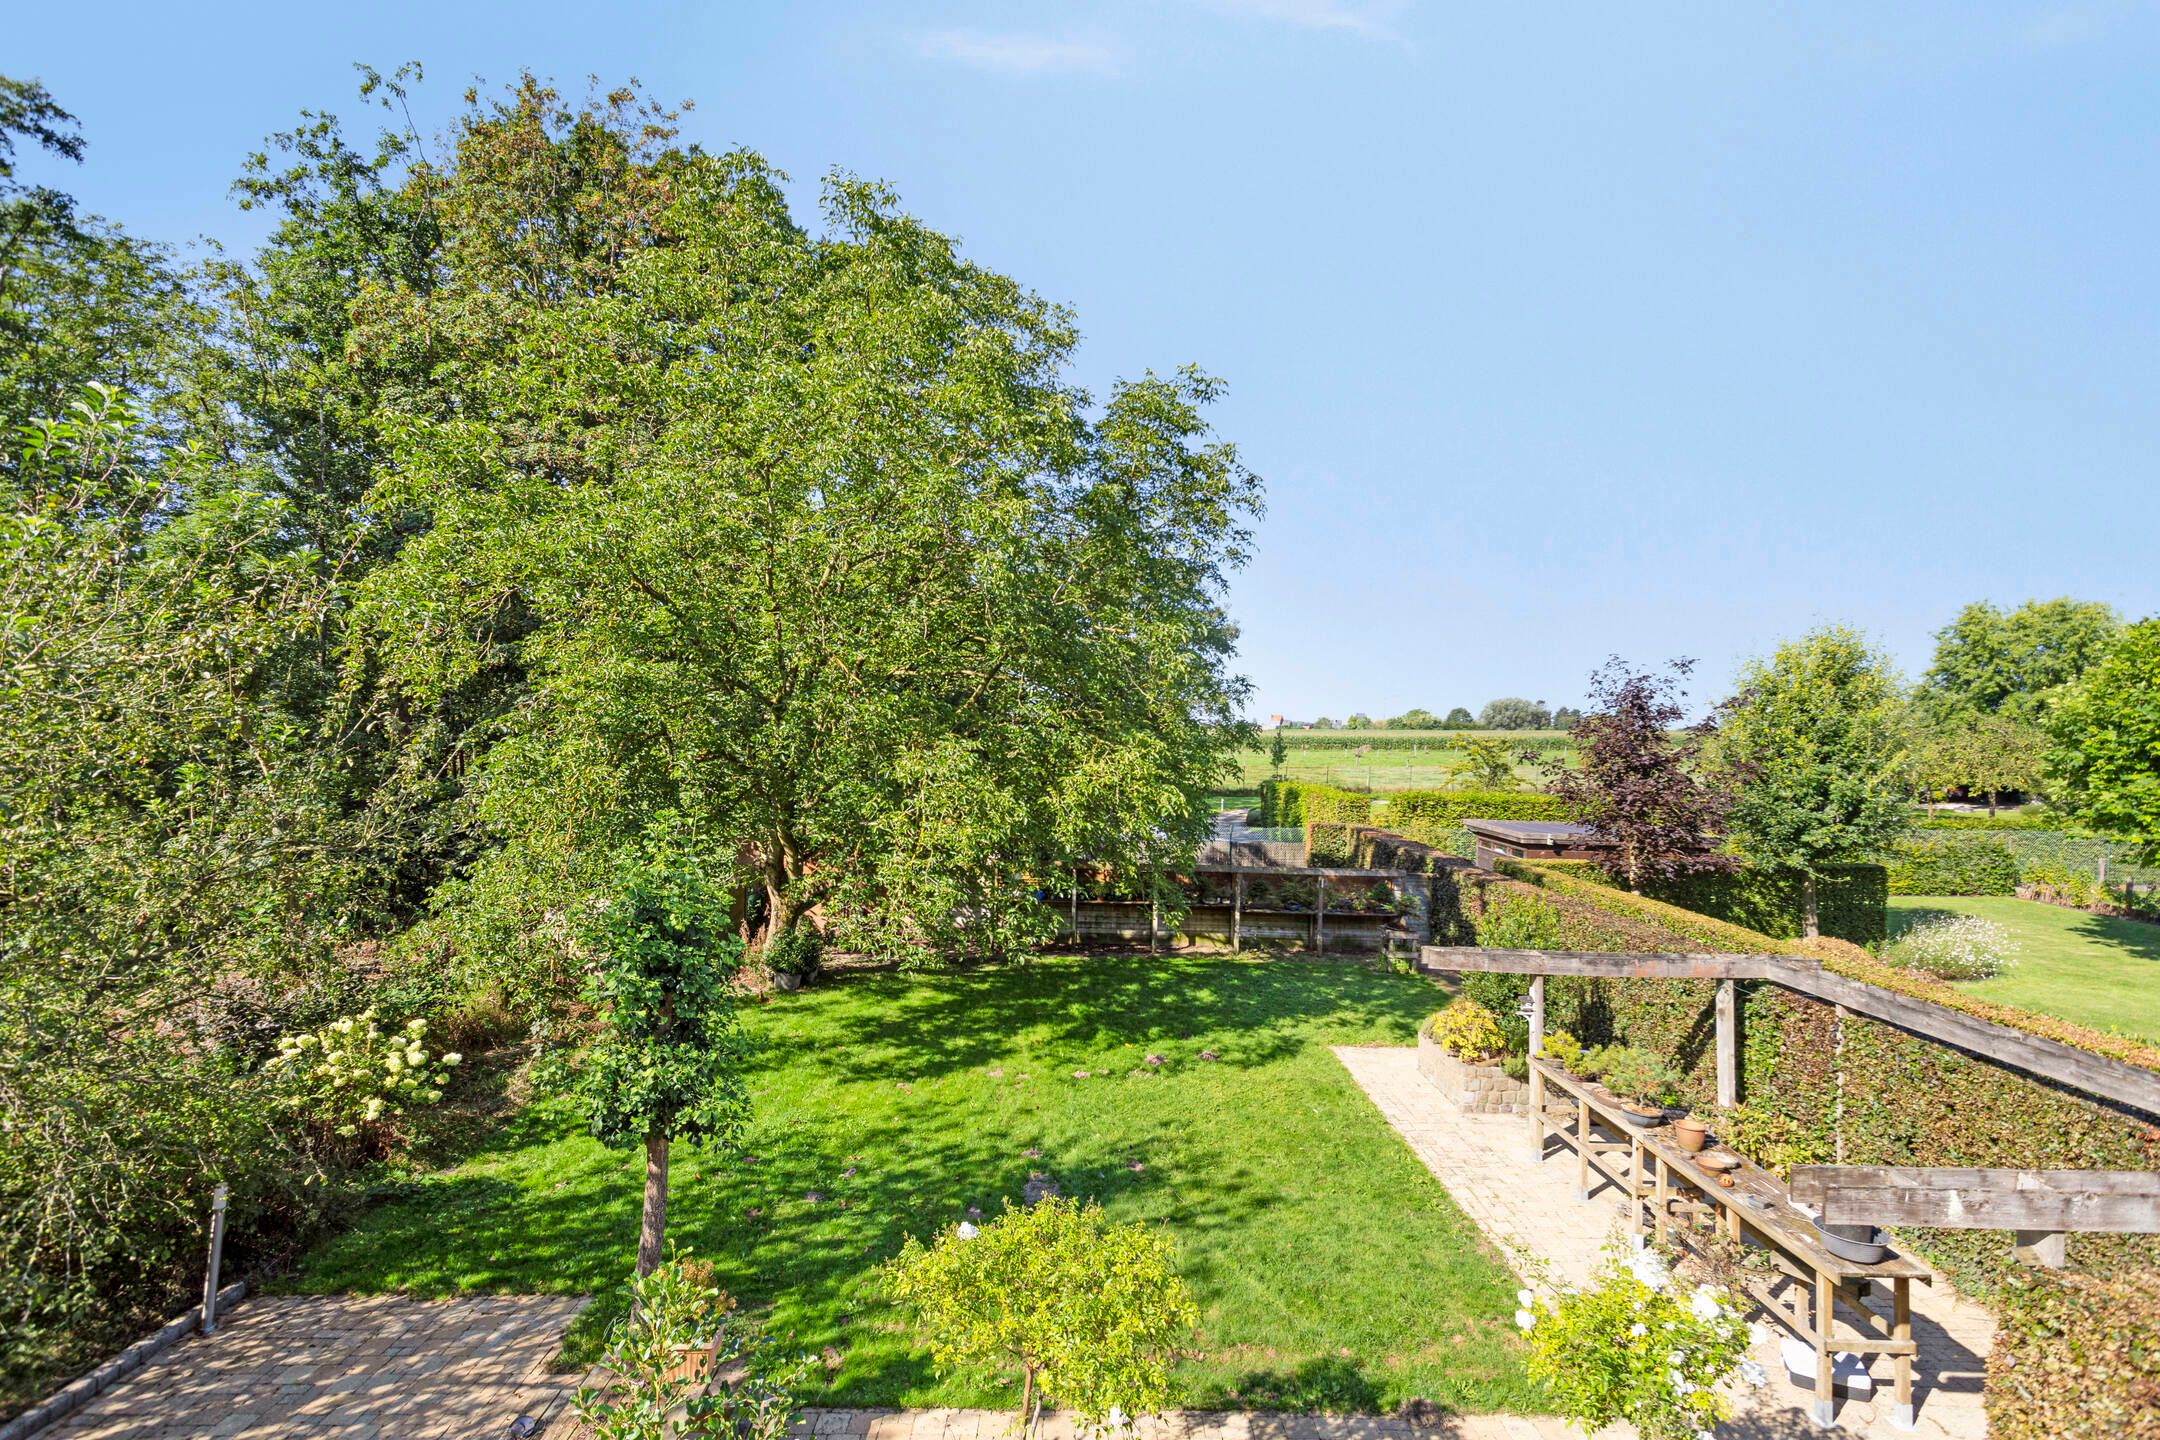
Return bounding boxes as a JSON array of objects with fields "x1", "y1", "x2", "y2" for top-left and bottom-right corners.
[
  {"x1": 289, "y1": 953, "x2": 1536, "y2": 1414},
  {"x1": 1888, "y1": 896, "x2": 2160, "y2": 1043}
]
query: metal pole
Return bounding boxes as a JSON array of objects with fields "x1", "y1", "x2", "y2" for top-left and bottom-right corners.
[{"x1": 202, "y1": 1183, "x2": 229, "y2": 1334}]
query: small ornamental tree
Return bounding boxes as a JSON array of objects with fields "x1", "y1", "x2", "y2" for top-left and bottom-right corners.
[
  {"x1": 574, "y1": 838, "x2": 752, "y2": 1277},
  {"x1": 1448, "y1": 734, "x2": 1521, "y2": 790},
  {"x1": 887, "y1": 1198, "x2": 1196, "y2": 1436},
  {"x1": 2049, "y1": 617, "x2": 2160, "y2": 863},
  {"x1": 1713, "y1": 628, "x2": 1909, "y2": 936},
  {"x1": 1542, "y1": 658, "x2": 1731, "y2": 891}
]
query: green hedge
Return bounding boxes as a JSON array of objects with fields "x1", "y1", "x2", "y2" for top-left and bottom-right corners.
[
  {"x1": 1381, "y1": 789, "x2": 1574, "y2": 854},
  {"x1": 1913, "y1": 811, "x2": 2069, "y2": 832},
  {"x1": 1532, "y1": 861, "x2": 1889, "y2": 946},
  {"x1": 1886, "y1": 836, "x2": 2023, "y2": 896},
  {"x1": 1253, "y1": 779, "x2": 1375, "y2": 827},
  {"x1": 1245, "y1": 731, "x2": 1577, "y2": 754},
  {"x1": 1987, "y1": 1269, "x2": 2160, "y2": 1440},
  {"x1": 1922, "y1": 829, "x2": 2160, "y2": 887}
]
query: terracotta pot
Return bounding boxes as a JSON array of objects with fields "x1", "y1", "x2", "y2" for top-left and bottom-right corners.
[{"x1": 1673, "y1": 1116, "x2": 1710, "y2": 1154}]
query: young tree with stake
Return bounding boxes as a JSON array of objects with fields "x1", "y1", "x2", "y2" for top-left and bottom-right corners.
[{"x1": 573, "y1": 837, "x2": 752, "y2": 1277}]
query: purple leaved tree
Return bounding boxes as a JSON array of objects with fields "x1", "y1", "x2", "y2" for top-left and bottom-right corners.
[{"x1": 1542, "y1": 658, "x2": 1735, "y2": 891}]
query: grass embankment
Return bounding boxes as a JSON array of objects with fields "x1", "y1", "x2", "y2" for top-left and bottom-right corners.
[
  {"x1": 1227, "y1": 730, "x2": 1569, "y2": 793},
  {"x1": 1889, "y1": 896, "x2": 2160, "y2": 1044},
  {"x1": 289, "y1": 952, "x2": 1537, "y2": 1414}
]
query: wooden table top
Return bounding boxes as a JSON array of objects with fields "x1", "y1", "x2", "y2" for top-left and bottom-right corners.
[{"x1": 1530, "y1": 1056, "x2": 1932, "y2": 1284}]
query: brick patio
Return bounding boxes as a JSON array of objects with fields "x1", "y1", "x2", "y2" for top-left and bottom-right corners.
[{"x1": 43, "y1": 1294, "x2": 587, "y2": 1439}]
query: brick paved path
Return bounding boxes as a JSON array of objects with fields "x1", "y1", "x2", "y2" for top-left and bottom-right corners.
[
  {"x1": 46, "y1": 1294, "x2": 586, "y2": 1439},
  {"x1": 1333, "y1": 1046, "x2": 1994, "y2": 1439}
]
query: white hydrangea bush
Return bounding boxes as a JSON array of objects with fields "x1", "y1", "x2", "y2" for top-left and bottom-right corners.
[
  {"x1": 1517, "y1": 1242, "x2": 1759, "y2": 1440},
  {"x1": 1887, "y1": 914, "x2": 2018, "y2": 981},
  {"x1": 266, "y1": 1007, "x2": 461, "y2": 1157}
]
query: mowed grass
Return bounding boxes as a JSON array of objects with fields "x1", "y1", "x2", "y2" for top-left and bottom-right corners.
[
  {"x1": 1228, "y1": 749, "x2": 1549, "y2": 793},
  {"x1": 289, "y1": 953, "x2": 1538, "y2": 1414},
  {"x1": 1889, "y1": 896, "x2": 2160, "y2": 1043}
]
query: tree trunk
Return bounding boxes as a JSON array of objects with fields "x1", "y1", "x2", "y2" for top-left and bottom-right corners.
[
  {"x1": 1801, "y1": 872, "x2": 1820, "y2": 939},
  {"x1": 637, "y1": 1128, "x2": 670, "y2": 1278},
  {"x1": 1988, "y1": 790, "x2": 1999, "y2": 819},
  {"x1": 1020, "y1": 1364, "x2": 1037, "y2": 1439}
]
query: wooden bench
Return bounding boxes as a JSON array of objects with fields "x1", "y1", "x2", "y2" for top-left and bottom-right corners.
[{"x1": 1529, "y1": 1056, "x2": 1933, "y2": 1429}]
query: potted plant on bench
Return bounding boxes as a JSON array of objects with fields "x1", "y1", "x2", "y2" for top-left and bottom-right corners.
[{"x1": 1589, "y1": 1044, "x2": 1679, "y2": 1127}]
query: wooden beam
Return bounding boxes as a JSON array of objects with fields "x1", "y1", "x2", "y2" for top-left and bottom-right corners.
[
  {"x1": 1792, "y1": 1166, "x2": 2160, "y2": 1234},
  {"x1": 1420, "y1": 946, "x2": 2160, "y2": 1118},
  {"x1": 2014, "y1": 1230, "x2": 2068, "y2": 1268},
  {"x1": 1791, "y1": 969, "x2": 2160, "y2": 1118},
  {"x1": 1715, "y1": 979, "x2": 1738, "y2": 1109},
  {"x1": 1420, "y1": 946, "x2": 1802, "y2": 981}
]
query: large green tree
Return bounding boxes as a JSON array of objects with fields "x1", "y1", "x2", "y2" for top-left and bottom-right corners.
[
  {"x1": 360, "y1": 147, "x2": 1257, "y2": 978},
  {"x1": 2048, "y1": 618, "x2": 2160, "y2": 863},
  {"x1": 1920, "y1": 598, "x2": 2119, "y2": 723},
  {"x1": 1713, "y1": 627, "x2": 1908, "y2": 935}
]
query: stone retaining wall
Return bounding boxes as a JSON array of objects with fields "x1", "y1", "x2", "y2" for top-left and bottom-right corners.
[{"x1": 1417, "y1": 1030, "x2": 1529, "y2": 1115}]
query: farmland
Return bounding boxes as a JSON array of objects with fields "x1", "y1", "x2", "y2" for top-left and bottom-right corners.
[{"x1": 1227, "y1": 730, "x2": 1572, "y2": 793}]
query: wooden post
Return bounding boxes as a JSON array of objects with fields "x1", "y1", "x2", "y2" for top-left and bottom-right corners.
[
  {"x1": 201, "y1": 1183, "x2": 229, "y2": 1335},
  {"x1": 1528, "y1": 1061, "x2": 1546, "y2": 1162},
  {"x1": 1231, "y1": 869, "x2": 1243, "y2": 953},
  {"x1": 1313, "y1": 875, "x2": 1326, "y2": 955},
  {"x1": 1150, "y1": 896, "x2": 1160, "y2": 955},
  {"x1": 2014, "y1": 1230, "x2": 2069, "y2": 1268},
  {"x1": 1891, "y1": 1280, "x2": 1915, "y2": 1431},
  {"x1": 1528, "y1": 976, "x2": 1546, "y2": 1057},
  {"x1": 1812, "y1": 1270, "x2": 1836, "y2": 1426},
  {"x1": 1576, "y1": 1095, "x2": 1592, "y2": 1200},
  {"x1": 1715, "y1": 979, "x2": 1738, "y2": 1109},
  {"x1": 1071, "y1": 868, "x2": 1079, "y2": 940}
]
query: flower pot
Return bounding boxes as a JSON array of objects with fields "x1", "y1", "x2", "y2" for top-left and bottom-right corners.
[
  {"x1": 771, "y1": 971, "x2": 803, "y2": 992},
  {"x1": 1672, "y1": 1116, "x2": 1710, "y2": 1153},
  {"x1": 1617, "y1": 1103, "x2": 1664, "y2": 1127}
]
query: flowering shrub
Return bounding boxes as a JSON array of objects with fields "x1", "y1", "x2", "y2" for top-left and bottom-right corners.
[
  {"x1": 1428, "y1": 1001, "x2": 1506, "y2": 1062},
  {"x1": 1886, "y1": 914, "x2": 2018, "y2": 981},
  {"x1": 265, "y1": 1008, "x2": 460, "y2": 1159},
  {"x1": 1519, "y1": 1245, "x2": 1759, "y2": 1440}
]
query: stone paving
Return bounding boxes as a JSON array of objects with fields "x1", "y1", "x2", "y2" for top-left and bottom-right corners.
[
  {"x1": 45, "y1": 1293, "x2": 587, "y2": 1439},
  {"x1": 1332, "y1": 1046, "x2": 1994, "y2": 1439}
]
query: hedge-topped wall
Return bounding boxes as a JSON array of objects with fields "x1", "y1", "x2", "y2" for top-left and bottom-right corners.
[
  {"x1": 1383, "y1": 789, "x2": 1574, "y2": 851},
  {"x1": 1533, "y1": 860, "x2": 1889, "y2": 947}
]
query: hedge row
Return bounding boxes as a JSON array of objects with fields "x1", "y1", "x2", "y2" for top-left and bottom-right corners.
[
  {"x1": 1987, "y1": 1268, "x2": 2160, "y2": 1440},
  {"x1": 1426, "y1": 856, "x2": 2160, "y2": 1301},
  {"x1": 1253, "y1": 779, "x2": 1376, "y2": 827},
  {"x1": 1533, "y1": 860, "x2": 1889, "y2": 947},
  {"x1": 1913, "y1": 811, "x2": 2071, "y2": 832},
  {"x1": 1886, "y1": 836, "x2": 2024, "y2": 896},
  {"x1": 1923, "y1": 829, "x2": 2160, "y2": 887},
  {"x1": 1381, "y1": 789, "x2": 1575, "y2": 850},
  {"x1": 1246, "y1": 731, "x2": 1577, "y2": 754}
]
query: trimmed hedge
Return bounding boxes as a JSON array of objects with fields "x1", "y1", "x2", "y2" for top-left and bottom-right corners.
[
  {"x1": 1914, "y1": 811, "x2": 2069, "y2": 832},
  {"x1": 1379, "y1": 789, "x2": 1575, "y2": 857},
  {"x1": 1987, "y1": 1269, "x2": 2160, "y2": 1440},
  {"x1": 1535, "y1": 861, "x2": 1889, "y2": 947},
  {"x1": 1886, "y1": 836, "x2": 2023, "y2": 896},
  {"x1": 1247, "y1": 731, "x2": 1577, "y2": 754},
  {"x1": 1253, "y1": 779, "x2": 1375, "y2": 827}
]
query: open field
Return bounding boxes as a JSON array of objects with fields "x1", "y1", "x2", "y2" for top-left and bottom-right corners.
[
  {"x1": 1227, "y1": 730, "x2": 1571, "y2": 793},
  {"x1": 1888, "y1": 896, "x2": 2160, "y2": 1043},
  {"x1": 286, "y1": 953, "x2": 1537, "y2": 1415}
]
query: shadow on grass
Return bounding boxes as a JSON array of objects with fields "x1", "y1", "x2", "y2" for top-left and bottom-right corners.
[{"x1": 2066, "y1": 910, "x2": 2160, "y2": 964}]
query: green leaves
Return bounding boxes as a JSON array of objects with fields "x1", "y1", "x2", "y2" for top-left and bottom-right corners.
[
  {"x1": 2048, "y1": 617, "x2": 2160, "y2": 864},
  {"x1": 886, "y1": 1197, "x2": 1197, "y2": 1431}
]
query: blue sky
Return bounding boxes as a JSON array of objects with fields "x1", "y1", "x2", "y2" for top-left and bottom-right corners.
[{"x1": 15, "y1": 2, "x2": 2160, "y2": 720}]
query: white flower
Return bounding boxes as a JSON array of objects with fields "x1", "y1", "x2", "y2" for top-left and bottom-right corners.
[
  {"x1": 442, "y1": 1052, "x2": 463, "y2": 1066},
  {"x1": 955, "y1": 1221, "x2": 980, "y2": 1240},
  {"x1": 1629, "y1": 1323, "x2": 1647, "y2": 1338},
  {"x1": 1626, "y1": 1248, "x2": 1671, "y2": 1292},
  {"x1": 1515, "y1": 1309, "x2": 1535, "y2": 1331},
  {"x1": 1739, "y1": 1360, "x2": 1767, "y2": 1386},
  {"x1": 1688, "y1": 1287, "x2": 1723, "y2": 1322},
  {"x1": 1516, "y1": 1288, "x2": 1534, "y2": 1307}
]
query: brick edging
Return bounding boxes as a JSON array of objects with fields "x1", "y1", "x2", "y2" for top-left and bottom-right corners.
[{"x1": 0, "y1": 1283, "x2": 246, "y2": 1440}]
